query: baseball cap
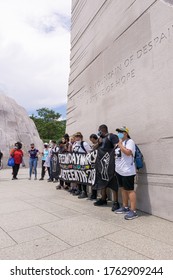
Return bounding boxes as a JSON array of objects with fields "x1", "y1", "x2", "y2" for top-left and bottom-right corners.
[{"x1": 116, "y1": 126, "x2": 129, "y2": 134}]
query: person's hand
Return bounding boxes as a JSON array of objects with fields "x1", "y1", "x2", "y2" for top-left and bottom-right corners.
[{"x1": 118, "y1": 139, "x2": 123, "y2": 147}]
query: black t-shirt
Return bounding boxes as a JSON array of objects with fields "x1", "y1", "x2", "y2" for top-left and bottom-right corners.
[
  {"x1": 99, "y1": 133, "x2": 119, "y2": 150},
  {"x1": 0, "y1": 151, "x2": 3, "y2": 160}
]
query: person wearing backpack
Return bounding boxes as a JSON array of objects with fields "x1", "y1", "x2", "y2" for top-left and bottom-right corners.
[
  {"x1": 72, "y1": 132, "x2": 92, "y2": 198},
  {"x1": 114, "y1": 126, "x2": 138, "y2": 220}
]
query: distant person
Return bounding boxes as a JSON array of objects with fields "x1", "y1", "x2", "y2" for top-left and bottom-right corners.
[
  {"x1": 39, "y1": 143, "x2": 50, "y2": 180},
  {"x1": 56, "y1": 140, "x2": 66, "y2": 189},
  {"x1": 10, "y1": 142, "x2": 23, "y2": 180},
  {"x1": 48, "y1": 140, "x2": 59, "y2": 182},
  {"x1": 28, "y1": 143, "x2": 39, "y2": 180},
  {"x1": 89, "y1": 134, "x2": 99, "y2": 200},
  {"x1": 0, "y1": 149, "x2": 3, "y2": 169},
  {"x1": 72, "y1": 132, "x2": 92, "y2": 198}
]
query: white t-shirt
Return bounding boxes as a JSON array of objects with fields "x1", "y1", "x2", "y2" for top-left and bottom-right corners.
[
  {"x1": 72, "y1": 141, "x2": 92, "y2": 153},
  {"x1": 115, "y1": 139, "x2": 136, "y2": 176}
]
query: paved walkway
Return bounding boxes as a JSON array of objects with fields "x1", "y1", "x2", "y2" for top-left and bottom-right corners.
[{"x1": 0, "y1": 167, "x2": 173, "y2": 260}]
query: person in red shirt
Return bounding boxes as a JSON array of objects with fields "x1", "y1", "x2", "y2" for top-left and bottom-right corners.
[{"x1": 10, "y1": 142, "x2": 23, "y2": 180}]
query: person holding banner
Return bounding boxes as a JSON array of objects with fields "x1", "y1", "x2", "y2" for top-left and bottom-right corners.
[
  {"x1": 72, "y1": 132, "x2": 92, "y2": 198},
  {"x1": 89, "y1": 134, "x2": 99, "y2": 200},
  {"x1": 94, "y1": 124, "x2": 120, "y2": 211}
]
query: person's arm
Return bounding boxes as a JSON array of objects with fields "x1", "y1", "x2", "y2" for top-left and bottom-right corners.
[
  {"x1": 10, "y1": 149, "x2": 15, "y2": 157},
  {"x1": 117, "y1": 140, "x2": 133, "y2": 156},
  {"x1": 84, "y1": 142, "x2": 92, "y2": 153}
]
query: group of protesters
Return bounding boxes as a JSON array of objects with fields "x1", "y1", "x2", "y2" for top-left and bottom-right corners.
[{"x1": 8, "y1": 124, "x2": 138, "y2": 220}]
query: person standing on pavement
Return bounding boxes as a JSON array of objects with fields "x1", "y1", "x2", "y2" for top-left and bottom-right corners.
[
  {"x1": 39, "y1": 143, "x2": 50, "y2": 180},
  {"x1": 89, "y1": 134, "x2": 99, "y2": 200},
  {"x1": 94, "y1": 124, "x2": 120, "y2": 211},
  {"x1": 47, "y1": 140, "x2": 59, "y2": 182},
  {"x1": 72, "y1": 132, "x2": 92, "y2": 198},
  {"x1": 114, "y1": 126, "x2": 138, "y2": 220},
  {"x1": 28, "y1": 143, "x2": 39, "y2": 180},
  {"x1": 10, "y1": 142, "x2": 23, "y2": 180}
]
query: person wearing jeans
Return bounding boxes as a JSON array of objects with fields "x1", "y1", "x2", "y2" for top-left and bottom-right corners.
[{"x1": 28, "y1": 143, "x2": 39, "y2": 180}]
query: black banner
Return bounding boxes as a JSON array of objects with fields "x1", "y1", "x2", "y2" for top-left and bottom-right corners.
[
  {"x1": 56, "y1": 151, "x2": 98, "y2": 185},
  {"x1": 52, "y1": 149, "x2": 115, "y2": 188},
  {"x1": 94, "y1": 149, "x2": 116, "y2": 190}
]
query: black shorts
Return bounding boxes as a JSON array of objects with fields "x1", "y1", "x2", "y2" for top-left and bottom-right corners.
[{"x1": 115, "y1": 172, "x2": 135, "y2": 191}]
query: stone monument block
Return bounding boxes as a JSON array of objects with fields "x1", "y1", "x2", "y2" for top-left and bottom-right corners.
[
  {"x1": 0, "y1": 93, "x2": 43, "y2": 164},
  {"x1": 67, "y1": 0, "x2": 173, "y2": 221}
]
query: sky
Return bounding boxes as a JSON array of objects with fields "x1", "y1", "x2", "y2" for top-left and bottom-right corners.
[{"x1": 0, "y1": 0, "x2": 71, "y2": 119}]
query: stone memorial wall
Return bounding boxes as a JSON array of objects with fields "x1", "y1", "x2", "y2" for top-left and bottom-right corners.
[
  {"x1": 0, "y1": 93, "x2": 43, "y2": 164},
  {"x1": 67, "y1": 0, "x2": 173, "y2": 221}
]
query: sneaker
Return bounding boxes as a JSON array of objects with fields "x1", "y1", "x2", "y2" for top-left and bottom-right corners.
[
  {"x1": 111, "y1": 201, "x2": 120, "y2": 211},
  {"x1": 115, "y1": 206, "x2": 130, "y2": 214},
  {"x1": 56, "y1": 185, "x2": 61, "y2": 190},
  {"x1": 73, "y1": 190, "x2": 81, "y2": 196},
  {"x1": 124, "y1": 210, "x2": 138, "y2": 220},
  {"x1": 78, "y1": 191, "x2": 88, "y2": 199},
  {"x1": 53, "y1": 179, "x2": 58, "y2": 183},
  {"x1": 63, "y1": 185, "x2": 69, "y2": 190},
  {"x1": 94, "y1": 199, "x2": 107, "y2": 206},
  {"x1": 88, "y1": 194, "x2": 97, "y2": 200},
  {"x1": 28, "y1": 177, "x2": 31, "y2": 180},
  {"x1": 69, "y1": 188, "x2": 77, "y2": 194},
  {"x1": 39, "y1": 178, "x2": 44, "y2": 181},
  {"x1": 47, "y1": 178, "x2": 53, "y2": 182}
]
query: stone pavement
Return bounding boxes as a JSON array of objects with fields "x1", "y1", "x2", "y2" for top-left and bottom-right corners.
[{"x1": 0, "y1": 167, "x2": 173, "y2": 260}]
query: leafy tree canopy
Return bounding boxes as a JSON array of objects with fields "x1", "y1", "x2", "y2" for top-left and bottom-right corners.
[{"x1": 30, "y1": 107, "x2": 66, "y2": 143}]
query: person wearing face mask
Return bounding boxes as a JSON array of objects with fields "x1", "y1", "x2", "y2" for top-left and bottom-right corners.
[
  {"x1": 114, "y1": 126, "x2": 138, "y2": 220},
  {"x1": 72, "y1": 132, "x2": 92, "y2": 198},
  {"x1": 94, "y1": 124, "x2": 120, "y2": 211},
  {"x1": 28, "y1": 143, "x2": 39, "y2": 180}
]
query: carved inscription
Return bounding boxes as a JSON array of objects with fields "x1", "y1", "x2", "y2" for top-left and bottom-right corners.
[{"x1": 77, "y1": 24, "x2": 173, "y2": 104}]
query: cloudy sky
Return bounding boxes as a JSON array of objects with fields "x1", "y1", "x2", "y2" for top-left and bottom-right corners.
[{"x1": 0, "y1": 0, "x2": 71, "y2": 118}]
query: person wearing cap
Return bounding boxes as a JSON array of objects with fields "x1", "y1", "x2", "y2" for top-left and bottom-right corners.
[
  {"x1": 28, "y1": 143, "x2": 39, "y2": 180},
  {"x1": 93, "y1": 124, "x2": 120, "y2": 211},
  {"x1": 39, "y1": 143, "x2": 50, "y2": 180},
  {"x1": 114, "y1": 126, "x2": 138, "y2": 220}
]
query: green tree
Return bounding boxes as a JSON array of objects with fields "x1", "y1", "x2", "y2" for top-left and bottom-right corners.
[{"x1": 30, "y1": 108, "x2": 66, "y2": 142}]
